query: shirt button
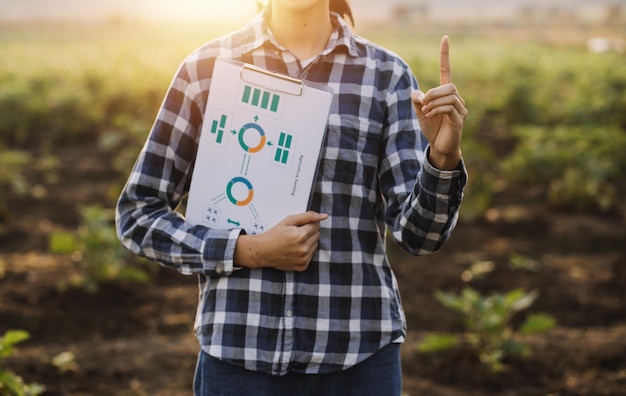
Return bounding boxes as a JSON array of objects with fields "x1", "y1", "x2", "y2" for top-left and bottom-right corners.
[
  {"x1": 215, "y1": 265, "x2": 223, "y2": 274},
  {"x1": 285, "y1": 309, "x2": 294, "y2": 318}
]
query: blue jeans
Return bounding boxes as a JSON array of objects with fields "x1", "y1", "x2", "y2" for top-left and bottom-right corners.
[{"x1": 193, "y1": 343, "x2": 402, "y2": 396}]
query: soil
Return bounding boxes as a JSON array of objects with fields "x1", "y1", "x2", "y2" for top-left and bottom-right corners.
[{"x1": 1, "y1": 142, "x2": 625, "y2": 396}]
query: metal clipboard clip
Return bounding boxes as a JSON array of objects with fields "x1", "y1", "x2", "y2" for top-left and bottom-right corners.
[{"x1": 240, "y1": 64, "x2": 304, "y2": 96}]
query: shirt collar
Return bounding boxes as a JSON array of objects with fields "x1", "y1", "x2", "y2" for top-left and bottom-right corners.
[{"x1": 237, "y1": 11, "x2": 360, "y2": 59}]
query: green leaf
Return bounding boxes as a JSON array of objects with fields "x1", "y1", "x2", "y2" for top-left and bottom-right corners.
[
  {"x1": 461, "y1": 288, "x2": 481, "y2": 305},
  {"x1": 508, "y1": 253, "x2": 541, "y2": 272},
  {"x1": 502, "y1": 338, "x2": 531, "y2": 357},
  {"x1": 116, "y1": 267, "x2": 151, "y2": 284},
  {"x1": 25, "y1": 382, "x2": 46, "y2": 396},
  {"x1": 480, "y1": 312, "x2": 506, "y2": 332},
  {"x1": 479, "y1": 349, "x2": 506, "y2": 372},
  {"x1": 2, "y1": 330, "x2": 30, "y2": 347},
  {"x1": 48, "y1": 232, "x2": 77, "y2": 254},
  {"x1": 1, "y1": 331, "x2": 27, "y2": 359},
  {"x1": 417, "y1": 333, "x2": 459, "y2": 353},
  {"x1": 1, "y1": 330, "x2": 30, "y2": 359},
  {"x1": 434, "y1": 290, "x2": 464, "y2": 312},
  {"x1": 508, "y1": 289, "x2": 538, "y2": 312},
  {"x1": 0, "y1": 370, "x2": 26, "y2": 396},
  {"x1": 51, "y1": 351, "x2": 78, "y2": 373},
  {"x1": 519, "y1": 313, "x2": 557, "y2": 335}
]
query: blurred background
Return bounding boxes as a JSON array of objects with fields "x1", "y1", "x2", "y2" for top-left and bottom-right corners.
[{"x1": 0, "y1": 1, "x2": 625, "y2": 395}]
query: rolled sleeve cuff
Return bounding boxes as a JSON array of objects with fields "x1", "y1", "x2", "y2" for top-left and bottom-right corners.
[
  {"x1": 201, "y1": 228, "x2": 244, "y2": 276},
  {"x1": 421, "y1": 146, "x2": 467, "y2": 198}
]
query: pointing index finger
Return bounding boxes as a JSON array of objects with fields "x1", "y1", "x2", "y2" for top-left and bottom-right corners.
[{"x1": 439, "y1": 35, "x2": 451, "y2": 85}]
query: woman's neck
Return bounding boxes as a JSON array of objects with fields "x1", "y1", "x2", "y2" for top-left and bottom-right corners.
[{"x1": 267, "y1": 2, "x2": 333, "y2": 61}]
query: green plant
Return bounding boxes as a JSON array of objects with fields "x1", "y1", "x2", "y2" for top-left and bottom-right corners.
[
  {"x1": 508, "y1": 252, "x2": 541, "y2": 272},
  {"x1": 502, "y1": 125, "x2": 626, "y2": 211},
  {"x1": 49, "y1": 205, "x2": 153, "y2": 293},
  {"x1": 0, "y1": 148, "x2": 31, "y2": 224},
  {"x1": 0, "y1": 149, "x2": 30, "y2": 196},
  {"x1": 418, "y1": 288, "x2": 556, "y2": 373},
  {"x1": 0, "y1": 147, "x2": 58, "y2": 229},
  {"x1": 0, "y1": 330, "x2": 45, "y2": 396},
  {"x1": 50, "y1": 351, "x2": 78, "y2": 374}
]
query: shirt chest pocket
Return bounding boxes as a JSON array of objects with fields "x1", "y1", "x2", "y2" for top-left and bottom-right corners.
[{"x1": 320, "y1": 118, "x2": 382, "y2": 186}]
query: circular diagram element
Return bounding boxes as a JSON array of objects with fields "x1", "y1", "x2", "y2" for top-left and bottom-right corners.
[
  {"x1": 226, "y1": 176, "x2": 254, "y2": 206},
  {"x1": 238, "y1": 123, "x2": 266, "y2": 153}
]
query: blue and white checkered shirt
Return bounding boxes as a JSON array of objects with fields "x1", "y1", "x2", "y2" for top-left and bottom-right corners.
[{"x1": 116, "y1": 12, "x2": 466, "y2": 376}]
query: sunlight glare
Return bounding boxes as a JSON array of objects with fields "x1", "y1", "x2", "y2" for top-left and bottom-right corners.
[
  {"x1": 0, "y1": 0, "x2": 261, "y2": 23},
  {"x1": 136, "y1": 0, "x2": 259, "y2": 22}
]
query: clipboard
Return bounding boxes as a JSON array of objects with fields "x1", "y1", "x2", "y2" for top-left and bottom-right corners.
[{"x1": 185, "y1": 57, "x2": 334, "y2": 234}]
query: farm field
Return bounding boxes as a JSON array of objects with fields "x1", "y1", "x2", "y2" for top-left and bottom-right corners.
[{"x1": 1, "y1": 18, "x2": 625, "y2": 396}]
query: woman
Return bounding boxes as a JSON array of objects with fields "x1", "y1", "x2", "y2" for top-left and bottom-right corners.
[{"x1": 116, "y1": 0, "x2": 468, "y2": 394}]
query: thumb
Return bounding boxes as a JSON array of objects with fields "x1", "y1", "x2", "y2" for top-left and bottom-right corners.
[{"x1": 283, "y1": 211, "x2": 328, "y2": 227}]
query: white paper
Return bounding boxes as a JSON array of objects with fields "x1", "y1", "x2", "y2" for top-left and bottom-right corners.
[{"x1": 185, "y1": 57, "x2": 333, "y2": 234}]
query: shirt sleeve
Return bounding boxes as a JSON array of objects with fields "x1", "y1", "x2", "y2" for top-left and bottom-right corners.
[
  {"x1": 380, "y1": 64, "x2": 467, "y2": 255},
  {"x1": 115, "y1": 58, "x2": 240, "y2": 276}
]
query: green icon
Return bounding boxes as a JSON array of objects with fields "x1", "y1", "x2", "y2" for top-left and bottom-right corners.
[
  {"x1": 210, "y1": 114, "x2": 227, "y2": 143},
  {"x1": 238, "y1": 123, "x2": 266, "y2": 153},
  {"x1": 242, "y1": 85, "x2": 280, "y2": 113},
  {"x1": 274, "y1": 132, "x2": 293, "y2": 165},
  {"x1": 226, "y1": 176, "x2": 254, "y2": 207}
]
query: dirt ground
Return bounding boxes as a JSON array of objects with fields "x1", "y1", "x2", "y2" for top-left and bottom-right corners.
[{"x1": 1, "y1": 142, "x2": 625, "y2": 396}]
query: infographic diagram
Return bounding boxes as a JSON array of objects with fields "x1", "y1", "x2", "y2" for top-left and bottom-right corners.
[{"x1": 185, "y1": 58, "x2": 333, "y2": 234}]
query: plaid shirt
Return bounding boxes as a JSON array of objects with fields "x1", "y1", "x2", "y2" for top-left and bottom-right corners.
[{"x1": 116, "y1": 12, "x2": 466, "y2": 376}]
